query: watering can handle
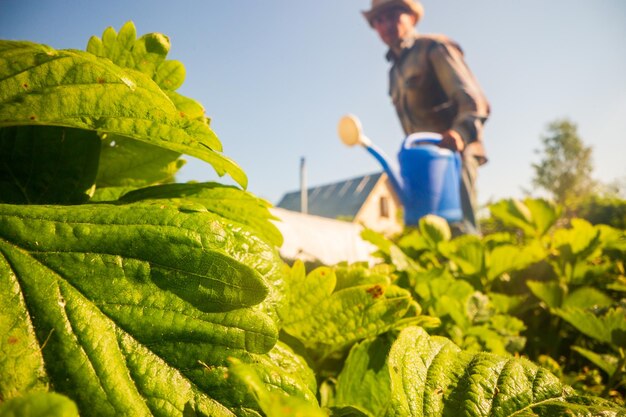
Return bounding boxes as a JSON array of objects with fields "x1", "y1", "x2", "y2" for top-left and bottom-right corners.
[
  {"x1": 402, "y1": 132, "x2": 443, "y2": 149},
  {"x1": 402, "y1": 132, "x2": 461, "y2": 173}
]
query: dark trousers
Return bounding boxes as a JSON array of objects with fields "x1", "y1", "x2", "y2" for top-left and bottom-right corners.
[{"x1": 451, "y1": 152, "x2": 480, "y2": 236}]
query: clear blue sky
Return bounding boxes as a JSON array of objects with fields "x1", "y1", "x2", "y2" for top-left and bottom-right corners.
[{"x1": 2, "y1": 1, "x2": 625, "y2": 206}]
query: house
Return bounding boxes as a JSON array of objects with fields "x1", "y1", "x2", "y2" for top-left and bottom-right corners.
[
  {"x1": 276, "y1": 172, "x2": 403, "y2": 236},
  {"x1": 269, "y1": 207, "x2": 378, "y2": 266}
]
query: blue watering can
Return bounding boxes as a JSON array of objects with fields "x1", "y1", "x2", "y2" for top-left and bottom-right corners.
[{"x1": 338, "y1": 115, "x2": 463, "y2": 225}]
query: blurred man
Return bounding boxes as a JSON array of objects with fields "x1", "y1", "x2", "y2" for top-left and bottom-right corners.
[{"x1": 363, "y1": 0, "x2": 490, "y2": 234}]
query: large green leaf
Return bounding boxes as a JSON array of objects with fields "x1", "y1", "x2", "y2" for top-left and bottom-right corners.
[
  {"x1": 116, "y1": 182, "x2": 283, "y2": 247},
  {"x1": 0, "y1": 202, "x2": 293, "y2": 415},
  {"x1": 96, "y1": 134, "x2": 184, "y2": 188},
  {"x1": 278, "y1": 261, "x2": 420, "y2": 360},
  {"x1": 387, "y1": 326, "x2": 624, "y2": 416},
  {"x1": 0, "y1": 39, "x2": 246, "y2": 188},
  {"x1": 85, "y1": 22, "x2": 196, "y2": 190},
  {"x1": 0, "y1": 126, "x2": 100, "y2": 204},
  {"x1": 86, "y1": 21, "x2": 184, "y2": 92}
]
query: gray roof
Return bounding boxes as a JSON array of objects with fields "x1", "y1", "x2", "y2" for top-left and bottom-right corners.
[{"x1": 276, "y1": 172, "x2": 383, "y2": 219}]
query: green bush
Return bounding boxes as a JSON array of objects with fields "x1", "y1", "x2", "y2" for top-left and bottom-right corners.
[{"x1": 578, "y1": 195, "x2": 626, "y2": 229}]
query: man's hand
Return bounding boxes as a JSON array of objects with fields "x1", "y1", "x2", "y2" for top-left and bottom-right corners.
[{"x1": 439, "y1": 130, "x2": 465, "y2": 152}]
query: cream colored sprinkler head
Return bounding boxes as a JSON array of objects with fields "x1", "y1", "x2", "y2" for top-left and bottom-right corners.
[{"x1": 338, "y1": 114, "x2": 372, "y2": 147}]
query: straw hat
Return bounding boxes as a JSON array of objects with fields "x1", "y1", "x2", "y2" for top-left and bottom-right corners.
[{"x1": 362, "y1": 0, "x2": 424, "y2": 26}]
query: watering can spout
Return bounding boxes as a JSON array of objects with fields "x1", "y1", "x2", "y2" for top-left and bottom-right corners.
[
  {"x1": 337, "y1": 115, "x2": 406, "y2": 201},
  {"x1": 363, "y1": 144, "x2": 405, "y2": 200}
]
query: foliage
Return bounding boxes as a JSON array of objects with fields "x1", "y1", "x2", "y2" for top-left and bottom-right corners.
[
  {"x1": 0, "y1": 22, "x2": 246, "y2": 198},
  {"x1": 2, "y1": 22, "x2": 625, "y2": 417},
  {"x1": 531, "y1": 119, "x2": 595, "y2": 209},
  {"x1": 364, "y1": 197, "x2": 626, "y2": 408},
  {"x1": 0, "y1": 22, "x2": 286, "y2": 417},
  {"x1": 333, "y1": 327, "x2": 622, "y2": 417},
  {"x1": 578, "y1": 195, "x2": 626, "y2": 229}
]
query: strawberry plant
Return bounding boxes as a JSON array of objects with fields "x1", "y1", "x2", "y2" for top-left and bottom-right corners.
[{"x1": 2, "y1": 22, "x2": 626, "y2": 416}]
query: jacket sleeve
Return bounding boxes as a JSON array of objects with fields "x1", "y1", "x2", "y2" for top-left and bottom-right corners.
[{"x1": 428, "y1": 39, "x2": 490, "y2": 145}]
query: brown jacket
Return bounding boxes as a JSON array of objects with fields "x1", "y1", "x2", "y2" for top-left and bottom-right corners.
[{"x1": 388, "y1": 33, "x2": 490, "y2": 164}]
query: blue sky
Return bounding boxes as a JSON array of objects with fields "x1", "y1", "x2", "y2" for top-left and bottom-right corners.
[{"x1": 1, "y1": 1, "x2": 625, "y2": 206}]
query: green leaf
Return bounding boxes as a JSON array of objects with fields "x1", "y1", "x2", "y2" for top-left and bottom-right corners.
[
  {"x1": 279, "y1": 262, "x2": 418, "y2": 359},
  {"x1": 165, "y1": 91, "x2": 205, "y2": 119},
  {"x1": 360, "y1": 228, "x2": 392, "y2": 254},
  {"x1": 0, "y1": 39, "x2": 247, "y2": 188},
  {"x1": 0, "y1": 126, "x2": 100, "y2": 204},
  {"x1": 0, "y1": 202, "x2": 287, "y2": 414},
  {"x1": 571, "y1": 346, "x2": 619, "y2": 376},
  {"x1": 489, "y1": 199, "x2": 536, "y2": 236},
  {"x1": 486, "y1": 242, "x2": 545, "y2": 282},
  {"x1": 524, "y1": 198, "x2": 561, "y2": 236},
  {"x1": 96, "y1": 135, "x2": 184, "y2": 188},
  {"x1": 361, "y1": 228, "x2": 421, "y2": 272},
  {"x1": 90, "y1": 185, "x2": 138, "y2": 202},
  {"x1": 333, "y1": 263, "x2": 392, "y2": 293},
  {"x1": 193, "y1": 341, "x2": 318, "y2": 412},
  {"x1": 0, "y1": 392, "x2": 79, "y2": 417},
  {"x1": 335, "y1": 335, "x2": 394, "y2": 416},
  {"x1": 551, "y1": 219, "x2": 602, "y2": 262},
  {"x1": 598, "y1": 224, "x2": 626, "y2": 254},
  {"x1": 439, "y1": 235, "x2": 484, "y2": 276},
  {"x1": 387, "y1": 326, "x2": 624, "y2": 416},
  {"x1": 256, "y1": 341, "x2": 318, "y2": 403},
  {"x1": 553, "y1": 307, "x2": 626, "y2": 347},
  {"x1": 117, "y1": 182, "x2": 283, "y2": 247},
  {"x1": 87, "y1": 22, "x2": 186, "y2": 92},
  {"x1": 527, "y1": 280, "x2": 566, "y2": 309},
  {"x1": 419, "y1": 214, "x2": 451, "y2": 247},
  {"x1": 488, "y1": 198, "x2": 561, "y2": 238},
  {"x1": 427, "y1": 277, "x2": 474, "y2": 325},
  {"x1": 462, "y1": 325, "x2": 510, "y2": 355},
  {"x1": 489, "y1": 292, "x2": 528, "y2": 315},
  {"x1": 562, "y1": 286, "x2": 614, "y2": 309},
  {"x1": 228, "y1": 358, "x2": 326, "y2": 417}
]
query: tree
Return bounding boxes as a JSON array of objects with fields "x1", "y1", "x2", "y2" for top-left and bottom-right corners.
[{"x1": 531, "y1": 119, "x2": 595, "y2": 210}]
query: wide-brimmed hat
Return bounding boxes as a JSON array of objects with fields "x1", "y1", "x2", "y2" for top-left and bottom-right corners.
[{"x1": 362, "y1": 0, "x2": 424, "y2": 26}]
